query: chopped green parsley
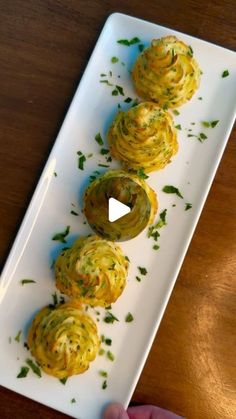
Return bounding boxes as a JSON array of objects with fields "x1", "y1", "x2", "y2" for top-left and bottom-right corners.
[
  {"x1": 117, "y1": 37, "x2": 140, "y2": 46},
  {"x1": 99, "y1": 370, "x2": 108, "y2": 378},
  {"x1": 138, "y1": 267, "x2": 147, "y2": 275},
  {"x1": 99, "y1": 80, "x2": 113, "y2": 86},
  {"x1": 26, "y1": 359, "x2": 42, "y2": 377},
  {"x1": 202, "y1": 120, "x2": 219, "y2": 128},
  {"x1": 111, "y1": 56, "x2": 119, "y2": 63},
  {"x1": 20, "y1": 279, "x2": 36, "y2": 285},
  {"x1": 70, "y1": 210, "x2": 79, "y2": 216},
  {"x1": 104, "y1": 311, "x2": 119, "y2": 324},
  {"x1": 77, "y1": 153, "x2": 86, "y2": 170},
  {"x1": 60, "y1": 377, "x2": 68, "y2": 385},
  {"x1": 125, "y1": 312, "x2": 134, "y2": 322},
  {"x1": 162, "y1": 185, "x2": 183, "y2": 198},
  {"x1": 124, "y1": 97, "x2": 132, "y2": 103},
  {"x1": 107, "y1": 351, "x2": 115, "y2": 361},
  {"x1": 15, "y1": 330, "x2": 22, "y2": 343},
  {"x1": 17, "y1": 366, "x2": 29, "y2": 378},
  {"x1": 136, "y1": 168, "x2": 149, "y2": 179},
  {"x1": 95, "y1": 133, "x2": 104, "y2": 146},
  {"x1": 185, "y1": 203, "x2": 192, "y2": 211},
  {"x1": 102, "y1": 380, "x2": 108, "y2": 389},
  {"x1": 101, "y1": 148, "x2": 109, "y2": 155},
  {"x1": 172, "y1": 109, "x2": 180, "y2": 116},
  {"x1": 52, "y1": 226, "x2": 70, "y2": 243},
  {"x1": 222, "y1": 70, "x2": 229, "y2": 78}
]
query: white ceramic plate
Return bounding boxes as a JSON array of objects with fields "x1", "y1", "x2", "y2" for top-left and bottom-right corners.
[{"x1": 1, "y1": 12, "x2": 236, "y2": 419}]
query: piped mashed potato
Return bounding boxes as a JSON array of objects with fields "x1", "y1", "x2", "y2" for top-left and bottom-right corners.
[
  {"x1": 132, "y1": 36, "x2": 201, "y2": 108},
  {"x1": 28, "y1": 301, "x2": 100, "y2": 379},
  {"x1": 108, "y1": 102, "x2": 178, "y2": 172},
  {"x1": 84, "y1": 170, "x2": 158, "y2": 240},
  {"x1": 55, "y1": 235, "x2": 129, "y2": 306}
]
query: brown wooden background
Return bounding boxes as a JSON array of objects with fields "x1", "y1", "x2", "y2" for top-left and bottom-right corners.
[{"x1": 0, "y1": 1, "x2": 235, "y2": 418}]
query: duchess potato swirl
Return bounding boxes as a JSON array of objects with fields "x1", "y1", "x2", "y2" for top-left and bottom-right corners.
[
  {"x1": 132, "y1": 36, "x2": 201, "y2": 108},
  {"x1": 108, "y1": 102, "x2": 178, "y2": 172},
  {"x1": 55, "y1": 235, "x2": 129, "y2": 306},
  {"x1": 28, "y1": 301, "x2": 100, "y2": 379},
  {"x1": 83, "y1": 170, "x2": 158, "y2": 240}
]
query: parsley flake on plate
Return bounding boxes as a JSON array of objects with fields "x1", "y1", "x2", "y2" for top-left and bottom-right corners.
[
  {"x1": 185, "y1": 203, "x2": 193, "y2": 211},
  {"x1": 124, "y1": 97, "x2": 132, "y2": 103},
  {"x1": 99, "y1": 370, "x2": 108, "y2": 377},
  {"x1": 202, "y1": 120, "x2": 219, "y2": 128},
  {"x1": 52, "y1": 226, "x2": 70, "y2": 243},
  {"x1": 102, "y1": 380, "x2": 108, "y2": 389},
  {"x1": 20, "y1": 279, "x2": 36, "y2": 285},
  {"x1": 111, "y1": 56, "x2": 119, "y2": 63},
  {"x1": 104, "y1": 311, "x2": 119, "y2": 324},
  {"x1": 70, "y1": 210, "x2": 79, "y2": 216},
  {"x1": 222, "y1": 70, "x2": 229, "y2": 78},
  {"x1": 17, "y1": 366, "x2": 29, "y2": 378},
  {"x1": 26, "y1": 359, "x2": 42, "y2": 377},
  {"x1": 117, "y1": 37, "x2": 140, "y2": 46},
  {"x1": 162, "y1": 185, "x2": 183, "y2": 198},
  {"x1": 78, "y1": 153, "x2": 86, "y2": 170},
  {"x1": 15, "y1": 330, "x2": 22, "y2": 343},
  {"x1": 125, "y1": 312, "x2": 134, "y2": 322},
  {"x1": 95, "y1": 133, "x2": 104, "y2": 146},
  {"x1": 138, "y1": 266, "x2": 147, "y2": 275},
  {"x1": 107, "y1": 351, "x2": 115, "y2": 361},
  {"x1": 59, "y1": 377, "x2": 68, "y2": 385}
]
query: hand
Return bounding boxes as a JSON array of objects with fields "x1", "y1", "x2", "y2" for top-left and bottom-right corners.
[{"x1": 103, "y1": 403, "x2": 183, "y2": 419}]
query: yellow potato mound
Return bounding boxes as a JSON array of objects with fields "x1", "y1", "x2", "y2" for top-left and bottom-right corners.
[
  {"x1": 55, "y1": 235, "x2": 129, "y2": 306},
  {"x1": 108, "y1": 102, "x2": 178, "y2": 172},
  {"x1": 132, "y1": 36, "x2": 201, "y2": 108},
  {"x1": 84, "y1": 170, "x2": 158, "y2": 240},
  {"x1": 28, "y1": 301, "x2": 100, "y2": 379}
]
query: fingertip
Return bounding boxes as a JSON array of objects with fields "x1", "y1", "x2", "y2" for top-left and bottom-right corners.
[{"x1": 103, "y1": 403, "x2": 129, "y2": 419}]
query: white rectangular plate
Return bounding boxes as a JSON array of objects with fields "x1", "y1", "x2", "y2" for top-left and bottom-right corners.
[{"x1": 1, "y1": 13, "x2": 236, "y2": 419}]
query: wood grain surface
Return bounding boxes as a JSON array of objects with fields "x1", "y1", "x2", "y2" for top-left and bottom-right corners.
[{"x1": 0, "y1": 1, "x2": 235, "y2": 418}]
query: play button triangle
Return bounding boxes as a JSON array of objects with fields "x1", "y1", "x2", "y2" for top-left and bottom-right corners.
[{"x1": 108, "y1": 197, "x2": 131, "y2": 222}]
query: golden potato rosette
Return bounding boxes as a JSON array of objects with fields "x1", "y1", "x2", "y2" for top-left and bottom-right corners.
[
  {"x1": 28, "y1": 301, "x2": 100, "y2": 379},
  {"x1": 107, "y1": 102, "x2": 178, "y2": 172},
  {"x1": 132, "y1": 36, "x2": 201, "y2": 108},
  {"x1": 55, "y1": 235, "x2": 129, "y2": 306},
  {"x1": 84, "y1": 170, "x2": 157, "y2": 241}
]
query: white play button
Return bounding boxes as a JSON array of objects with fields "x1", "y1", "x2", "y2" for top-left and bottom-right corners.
[{"x1": 108, "y1": 197, "x2": 131, "y2": 222}]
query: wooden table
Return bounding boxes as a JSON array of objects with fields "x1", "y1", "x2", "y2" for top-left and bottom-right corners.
[{"x1": 0, "y1": 1, "x2": 235, "y2": 418}]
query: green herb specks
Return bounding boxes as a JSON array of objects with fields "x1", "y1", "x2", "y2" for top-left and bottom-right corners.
[
  {"x1": 17, "y1": 366, "x2": 29, "y2": 378},
  {"x1": 222, "y1": 70, "x2": 229, "y2": 78},
  {"x1": 117, "y1": 37, "x2": 140, "y2": 46},
  {"x1": 125, "y1": 312, "x2": 134, "y2": 322},
  {"x1": 52, "y1": 226, "x2": 70, "y2": 243},
  {"x1": 162, "y1": 185, "x2": 183, "y2": 198}
]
